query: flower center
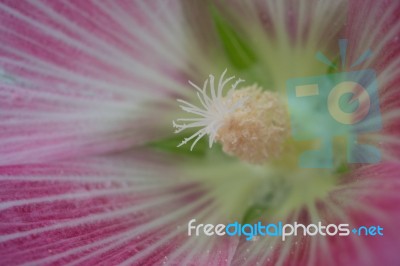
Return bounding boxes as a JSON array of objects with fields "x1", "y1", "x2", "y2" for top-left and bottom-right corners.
[
  {"x1": 215, "y1": 85, "x2": 290, "y2": 164},
  {"x1": 173, "y1": 70, "x2": 290, "y2": 164}
]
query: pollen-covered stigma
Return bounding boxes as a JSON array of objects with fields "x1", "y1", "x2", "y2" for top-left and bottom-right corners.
[{"x1": 173, "y1": 69, "x2": 290, "y2": 164}]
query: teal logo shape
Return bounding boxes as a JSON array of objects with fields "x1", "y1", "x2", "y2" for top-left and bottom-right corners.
[{"x1": 286, "y1": 40, "x2": 382, "y2": 168}]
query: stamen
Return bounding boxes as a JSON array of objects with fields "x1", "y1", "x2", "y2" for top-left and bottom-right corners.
[
  {"x1": 173, "y1": 69, "x2": 245, "y2": 150},
  {"x1": 173, "y1": 70, "x2": 290, "y2": 164}
]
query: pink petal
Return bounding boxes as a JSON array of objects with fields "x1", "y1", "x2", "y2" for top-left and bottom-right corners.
[
  {"x1": 0, "y1": 1, "x2": 191, "y2": 165},
  {"x1": 0, "y1": 149, "x2": 239, "y2": 265},
  {"x1": 230, "y1": 162, "x2": 400, "y2": 266},
  {"x1": 322, "y1": 163, "x2": 400, "y2": 266},
  {"x1": 344, "y1": 0, "x2": 400, "y2": 162}
]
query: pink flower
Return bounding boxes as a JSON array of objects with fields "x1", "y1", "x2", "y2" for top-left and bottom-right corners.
[{"x1": 0, "y1": 1, "x2": 399, "y2": 265}]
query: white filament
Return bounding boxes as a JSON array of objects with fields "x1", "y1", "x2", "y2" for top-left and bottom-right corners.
[{"x1": 173, "y1": 69, "x2": 245, "y2": 150}]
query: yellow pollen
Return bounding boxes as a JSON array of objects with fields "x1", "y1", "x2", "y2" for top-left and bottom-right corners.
[{"x1": 215, "y1": 85, "x2": 289, "y2": 164}]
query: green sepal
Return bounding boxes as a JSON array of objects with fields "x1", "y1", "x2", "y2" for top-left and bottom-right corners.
[
  {"x1": 327, "y1": 55, "x2": 341, "y2": 74},
  {"x1": 210, "y1": 5, "x2": 257, "y2": 70},
  {"x1": 334, "y1": 162, "x2": 350, "y2": 175},
  {"x1": 146, "y1": 133, "x2": 208, "y2": 157},
  {"x1": 242, "y1": 204, "x2": 268, "y2": 224}
]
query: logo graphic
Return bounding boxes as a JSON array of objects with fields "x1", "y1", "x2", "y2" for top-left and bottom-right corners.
[
  {"x1": 188, "y1": 219, "x2": 384, "y2": 241},
  {"x1": 286, "y1": 40, "x2": 382, "y2": 168}
]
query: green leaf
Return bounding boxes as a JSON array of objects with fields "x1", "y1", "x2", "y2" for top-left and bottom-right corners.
[{"x1": 210, "y1": 5, "x2": 257, "y2": 70}]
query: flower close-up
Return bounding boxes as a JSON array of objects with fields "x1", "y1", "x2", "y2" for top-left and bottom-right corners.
[{"x1": 1, "y1": 0, "x2": 400, "y2": 265}]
